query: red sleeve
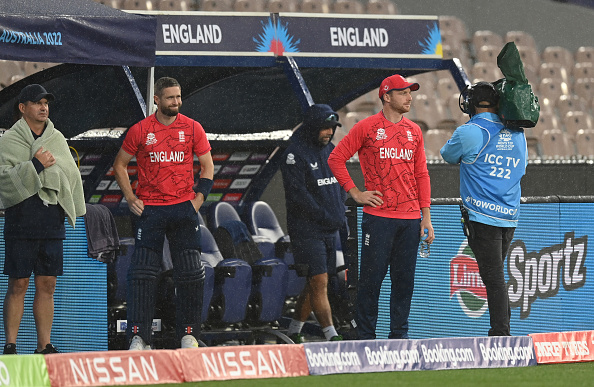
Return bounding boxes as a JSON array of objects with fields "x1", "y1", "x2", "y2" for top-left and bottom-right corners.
[
  {"x1": 328, "y1": 123, "x2": 364, "y2": 193},
  {"x1": 122, "y1": 122, "x2": 142, "y2": 156},
  {"x1": 192, "y1": 120, "x2": 211, "y2": 156},
  {"x1": 414, "y1": 128, "x2": 431, "y2": 208}
]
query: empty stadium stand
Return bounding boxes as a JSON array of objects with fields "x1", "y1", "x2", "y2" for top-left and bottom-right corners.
[{"x1": 1, "y1": 0, "x2": 591, "y2": 161}]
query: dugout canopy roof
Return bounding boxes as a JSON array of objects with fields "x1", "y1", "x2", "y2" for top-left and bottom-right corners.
[
  {"x1": 0, "y1": 0, "x2": 156, "y2": 66},
  {"x1": 0, "y1": 12, "x2": 468, "y2": 138}
]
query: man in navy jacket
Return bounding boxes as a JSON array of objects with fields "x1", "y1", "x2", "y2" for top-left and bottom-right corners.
[{"x1": 281, "y1": 104, "x2": 346, "y2": 342}]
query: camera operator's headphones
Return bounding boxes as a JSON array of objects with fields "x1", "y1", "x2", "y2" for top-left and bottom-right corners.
[{"x1": 459, "y1": 81, "x2": 499, "y2": 117}]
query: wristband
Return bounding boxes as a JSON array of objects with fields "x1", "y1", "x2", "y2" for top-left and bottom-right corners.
[{"x1": 197, "y1": 178, "x2": 214, "y2": 200}]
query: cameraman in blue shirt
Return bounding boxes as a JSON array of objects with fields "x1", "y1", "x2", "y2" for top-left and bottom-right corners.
[{"x1": 440, "y1": 82, "x2": 527, "y2": 336}]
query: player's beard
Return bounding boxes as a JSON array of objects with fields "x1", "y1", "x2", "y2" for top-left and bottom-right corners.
[
  {"x1": 160, "y1": 105, "x2": 179, "y2": 117},
  {"x1": 318, "y1": 136, "x2": 331, "y2": 146}
]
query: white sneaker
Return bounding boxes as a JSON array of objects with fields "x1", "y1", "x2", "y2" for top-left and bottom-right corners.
[
  {"x1": 181, "y1": 335, "x2": 199, "y2": 349},
  {"x1": 129, "y1": 335, "x2": 151, "y2": 351}
]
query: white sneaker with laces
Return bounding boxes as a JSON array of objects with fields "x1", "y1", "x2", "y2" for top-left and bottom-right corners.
[
  {"x1": 129, "y1": 335, "x2": 151, "y2": 351},
  {"x1": 181, "y1": 335, "x2": 199, "y2": 349}
]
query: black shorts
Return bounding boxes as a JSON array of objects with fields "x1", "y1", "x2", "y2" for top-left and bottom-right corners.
[
  {"x1": 291, "y1": 236, "x2": 337, "y2": 277},
  {"x1": 3, "y1": 239, "x2": 64, "y2": 278}
]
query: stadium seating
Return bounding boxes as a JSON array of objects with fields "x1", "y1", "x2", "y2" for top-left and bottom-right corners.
[
  {"x1": 575, "y1": 46, "x2": 594, "y2": 64},
  {"x1": 22, "y1": 62, "x2": 55, "y2": 77},
  {"x1": 208, "y1": 201, "x2": 241, "y2": 233},
  {"x1": 563, "y1": 111, "x2": 593, "y2": 138},
  {"x1": 540, "y1": 129, "x2": 574, "y2": 159},
  {"x1": 423, "y1": 129, "x2": 451, "y2": 160},
  {"x1": 366, "y1": 0, "x2": 398, "y2": 15},
  {"x1": 573, "y1": 78, "x2": 594, "y2": 103},
  {"x1": 332, "y1": 0, "x2": 364, "y2": 14},
  {"x1": 438, "y1": 15, "x2": 468, "y2": 41},
  {"x1": 208, "y1": 202, "x2": 288, "y2": 325},
  {"x1": 198, "y1": 225, "x2": 221, "y2": 322},
  {"x1": 121, "y1": 0, "x2": 154, "y2": 10},
  {"x1": 572, "y1": 62, "x2": 594, "y2": 80},
  {"x1": 557, "y1": 95, "x2": 587, "y2": 119},
  {"x1": 505, "y1": 31, "x2": 537, "y2": 51},
  {"x1": 413, "y1": 93, "x2": 445, "y2": 129},
  {"x1": 575, "y1": 129, "x2": 594, "y2": 158},
  {"x1": 437, "y1": 77, "x2": 458, "y2": 101},
  {"x1": 157, "y1": 0, "x2": 191, "y2": 11},
  {"x1": 199, "y1": 0, "x2": 233, "y2": 11},
  {"x1": 441, "y1": 31, "x2": 463, "y2": 49},
  {"x1": 1, "y1": 2, "x2": 591, "y2": 163},
  {"x1": 244, "y1": 200, "x2": 284, "y2": 258},
  {"x1": 542, "y1": 46, "x2": 574, "y2": 70},
  {"x1": 523, "y1": 65, "x2": 539, "y2": 87},
  {"x1": 267, "y1": 0, "x2": 299, "y2": 12},
  {"x1": 233, "y1": 0, "x2": 265, "y2": 12},
  {"x1": 472, "y1": 30, "x2": 504, "y2": 51},
  {"x1": 244, "y1": 201, "x2": 284, "y2": 243},
  {"x1": 476, "y1": 45, "x2": 501, "y2": 64},
  {"x1": 532, "y1": 111, "x2": 560, "y2": 138},
  {"x1": 0, "y1": 60, "x2": 23, "y2": 88},
  {"x1": 539, "y1": 78, "x2": 571, "y2": 105},
  {"x1": 300, "y1": 0, "x2": 331, "y2": 13},
  {"x1": 538, "y1": 63, "x2": 569, "y2": 84},
  {"x1": 208, "y1": 256, "x2": 253, "y2": 324},
  {"x1": 515, "y1": 45, "x2": 540, "y2": 71},
  {"x1": 442, "y1": 44, "x2": 472, "y2": 70},
  {"x1": 447, "y1": 93, "x2": 468, "y2": 126},
  {"x1": 341, "y1": 111, "x2": 368, "y2": 132},
  {"x1": 471, "y1": 62, "x2": 502, "y2": 83},
  {"x1": 244, "y1": 201, "x2": 306, "y2": 297},
  {"x1": 7, "y1": 74, "x2": 24, "y2": 86},
  {"x1": 95, "y1": 0, "x2": 122, "y2": 8},
  {"x1": 522, "y1": 128, "x2": 540, "y2": 159},
  {"x1": 412, "y1": 70, "x2": 438, "y2": 86},
  {"x1": 345, "y1": 91, "x2": 382, "y2": 115},
  {"x1": 200, "y1": 218, "x2": 253, "y2": 324}
]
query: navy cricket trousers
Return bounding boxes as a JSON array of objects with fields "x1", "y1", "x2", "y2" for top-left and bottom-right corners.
[{"x1": 357, "y1": 213, "x2": 420, "y2": 340}]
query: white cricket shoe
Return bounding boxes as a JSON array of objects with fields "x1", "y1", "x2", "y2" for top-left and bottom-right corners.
[
  {"x1": 181, "y1": 335, "x2": 199, "y2": 349},
  {"x1": 129, "y1": 335, "x2": 151, "y2": 351}
]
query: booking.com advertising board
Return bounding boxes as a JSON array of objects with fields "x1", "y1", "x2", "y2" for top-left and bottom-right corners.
[{"x1": 358, "y1": 202, "x2": 593, "y2": 339}]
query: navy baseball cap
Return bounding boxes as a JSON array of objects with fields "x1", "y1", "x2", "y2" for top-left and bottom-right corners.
[
  {"x1": 304, "y1": 104, "x2": 342, "y2": 128},
  {"x1": 18, "y1": 84, "x2": 55, "y2": 104}
]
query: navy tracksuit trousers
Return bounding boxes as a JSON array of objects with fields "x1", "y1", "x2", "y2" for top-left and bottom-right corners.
[{"x1": 357, "y1": 213, "x2": 420, "y2": 339}]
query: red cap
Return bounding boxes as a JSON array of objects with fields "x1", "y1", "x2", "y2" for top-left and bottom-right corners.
[{"x1": 378, "y1": 74, "x2": 420, "y2": 100}]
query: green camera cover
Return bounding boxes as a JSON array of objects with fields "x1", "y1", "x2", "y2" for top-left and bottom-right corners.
[{"x1": 493, "y1": 42, "x2": 540, "y2": 128}]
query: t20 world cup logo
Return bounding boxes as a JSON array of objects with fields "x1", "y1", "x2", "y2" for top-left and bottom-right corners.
[{"x1": 450, "y1": 243, "x2": 488, "y2": 318}]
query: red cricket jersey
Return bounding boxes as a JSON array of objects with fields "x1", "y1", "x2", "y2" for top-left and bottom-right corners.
[
  {"x1": 122, "y1": 113, "x2": 211, "y2": 205},
  {"x1": 328, "y1": 112, "x2": 431, "y2": 219}
]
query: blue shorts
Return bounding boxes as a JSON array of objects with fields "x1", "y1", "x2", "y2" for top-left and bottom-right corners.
[
  {"x1": 133, "y1": 201, "x2": 201, "y2": 254},
  {"x1": 291, "y1": 236, "x2": 337, "y2": 277},
  {"x1": 3, "y1": 239, "x2": 64, "y2": 278}
]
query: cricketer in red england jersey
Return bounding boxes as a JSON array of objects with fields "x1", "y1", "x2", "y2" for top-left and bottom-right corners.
[
  {"x1": 121, "y1": 113, "x2": 211, "y2": 205},
  {"x1": 113, "y1": 77, "x2": 214, "y2": 351},
  {"x1": 328, "y1": 74, "x2": 434, "y2": 340}
]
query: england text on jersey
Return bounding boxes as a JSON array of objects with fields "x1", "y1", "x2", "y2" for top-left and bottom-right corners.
[
  {"x1": 379, "y1": 147, "x2": 413, "y2": 160},
  {"x1": 149, "y1": 151, "x2": 185, "y2": 163}
]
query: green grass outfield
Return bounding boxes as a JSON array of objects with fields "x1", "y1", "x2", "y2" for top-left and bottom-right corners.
[{"x1": 137, "y1": 361, "x2": 594, "y2": 387}]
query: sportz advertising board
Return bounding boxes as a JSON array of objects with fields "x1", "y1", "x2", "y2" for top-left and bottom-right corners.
[{"x1": 359, "y1": 202, "x2": 594, "y2": 339}]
